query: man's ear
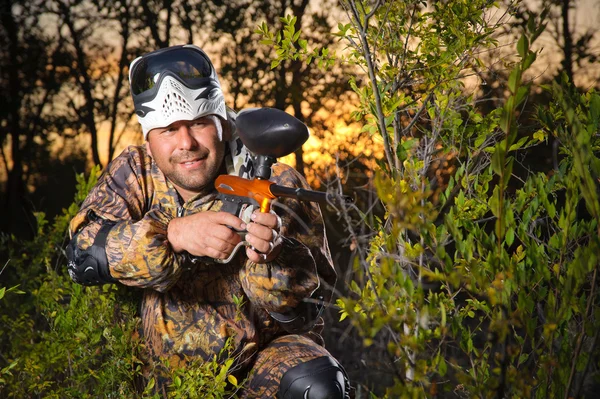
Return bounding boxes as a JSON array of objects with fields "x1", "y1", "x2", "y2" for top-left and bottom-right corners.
[{"x1": 222, "y1": 118, "x2": 234, "y2": 141}]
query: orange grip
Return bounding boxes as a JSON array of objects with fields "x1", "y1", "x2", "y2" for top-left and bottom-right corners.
[
  {"x1": 260, "y1": 197, "x2": 271, "y2": 213},
  {"x1": 215, "y1": 175, "x2": 276, "y2": 213}
]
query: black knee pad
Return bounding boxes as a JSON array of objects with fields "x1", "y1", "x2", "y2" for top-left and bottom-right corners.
[{"x1": 278, "y1": 356, "x2": 349, "y2": 399}]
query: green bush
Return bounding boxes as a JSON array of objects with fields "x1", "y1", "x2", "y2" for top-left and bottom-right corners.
[
  {"x1": 0, "y1": 167, "x2": 141, "y2": 398},
  {"x1": 260, "y1": 2, "x2": 600, "y2": 397},
  {"x1": 0, "y1": 168, "x2": 238, "y2": 398}
]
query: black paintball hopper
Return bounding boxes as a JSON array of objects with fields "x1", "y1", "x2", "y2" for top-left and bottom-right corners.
[
  {"x1": 235, "y1": 108, "x2": 309, "y2": 158},
  {"x1": 232, "y1": 107, "x2": 353, "y2": 206}
]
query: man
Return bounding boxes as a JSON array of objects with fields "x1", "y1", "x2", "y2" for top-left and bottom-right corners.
[{"x1": 66, "y1": 44, "x2": 349, "y2": 398}]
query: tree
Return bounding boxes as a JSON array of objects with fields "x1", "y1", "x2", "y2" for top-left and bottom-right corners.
[
  {"x1": 0, "y1": 0, "x2": 75, "y2": 236},
  {"x1": 47, "y1": 0, "x2": 150, "y2": 167}
]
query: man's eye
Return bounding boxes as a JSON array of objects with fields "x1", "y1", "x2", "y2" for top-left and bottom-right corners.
[{"x1": 192, "y1": 122, "x2": 206, "y2": 128}]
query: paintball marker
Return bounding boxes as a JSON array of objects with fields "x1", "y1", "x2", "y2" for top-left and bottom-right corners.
[{"x1": 213, "y1": 107, "x2": 353, "y2": 263}]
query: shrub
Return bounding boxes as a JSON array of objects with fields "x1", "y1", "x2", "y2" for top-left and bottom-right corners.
[
  {"x1": 0, "y1": 167, "x2": 237, "y2": 398},
  {"x1": 259, "y1": 2, "x2": 600, "y2": 397}
]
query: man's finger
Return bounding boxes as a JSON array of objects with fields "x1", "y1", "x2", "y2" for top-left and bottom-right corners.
[
  {"x1": 270, "y1": 211, "x2": 282, "y2": 231},
  {"x1": 203, "y1": 247, "x2": 232, "y2": 260},
  {"x1": 246, "y1": 223, "x2": 274, "y2": 241},
  {"x1": 250, "y1": 211, "x2": 278, "y2": 229},
  {"x1": 246, "y1": 247, "x2": 269, "y2": 264},
  {"x1": 205, "y1": 236, "x2": 238, "y2": 253},
  {"x1": 208, "y1": 211, "x2": 246, "y2": 231},
  {"x1": 209, "y1": 224, "x2": 244, "y2": 243},
  {"x1": 245, "y1": 234, "x2": 271, "y2": 254}
]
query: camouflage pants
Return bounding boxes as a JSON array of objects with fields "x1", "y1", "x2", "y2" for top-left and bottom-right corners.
[
  {"x1": 239, "y1": 334, "x2": 332, "y2": 398},
  {"x1": 147, "y1": 333, "x2": 333, "y2": 398}
]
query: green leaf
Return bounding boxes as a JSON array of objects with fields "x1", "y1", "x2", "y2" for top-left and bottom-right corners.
[
  {"x1": 547, "y1": 202, "x2": 556, "y2": 218},
  {"x1": 440, "y1": 302, "x2": 447, "y2": 327},
  {"x1": 293, "y1": 30, "x2": 301, "y2": 42},
  {"x1": 457, "y1": 190, "x2": 465, "y2": 207},
  {"x1": 515, "y1": 85, "x2": 529, "y2": 107},
  {"x1": 505, "y1": 228, "x2": 515, "y2": 246},
  {"x1": 270, "y1": 60, "x2": 281, "y2": 69},
  {"x1": 489, "y1": 186, "x2": 501, "y2": 217},
  {"x1": 227, "y1": 374, "x2": 238, "y2": 386},
  {"x1": 509, "y1": 136, "x2": 528, "y2": 152},
  {"x1": 499, "y1": 110, "x2": 510, "y2": 133},
  {"x1": 523, "y1": 52, "x2": 537, "y2": 70},
  {"x1": 491, "y1": 149, "x2": 503, "y2": 176},
  {"x1": 590, "y1": 92, "x2": 600, "y2": 127},
  {"x1": 439, "y1": 357, "x2": 447, "y2": 377},
  {"x1": 403, "y1": 138, "x2": 418, "y2": 151},
  {"x1": 517, "y1": 35, "x2": 529, "y2": 58},
  {"x1": 504, "y1": 157, "x2": 514, "y2": 186},
  {"x1": 0, "y1": 287, "x2": 5, "y2": 300},
  {"x1": 396, "y1": 142, "x2": 408, "y2": 162},
  {"x1": 533, "y1": 130, "x2": 547, "y2": 142},
  {"x1": 385, "y1": 114, "x2": 395, "y2": 127},
  {"x1": 527, "y1": 14, "x2": 536, "y2": 34},
  {"x1": 508, "y1": 67, "x2": 521, "y2": 94},
  {"x1": 495, "y1": 216, "x2": 505, "y2": 240}
]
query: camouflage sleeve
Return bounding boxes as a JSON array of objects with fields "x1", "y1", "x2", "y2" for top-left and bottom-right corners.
[
  {"x1": 69, "y1": 147, "x2": 182, "y2": 292},
  {"x1": 239, "y1": 163, "x2": 336, "y2": 313}
]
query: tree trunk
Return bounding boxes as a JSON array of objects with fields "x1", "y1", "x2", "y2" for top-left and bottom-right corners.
[
  {"x1": 61, "y1": 6, "x2": 102, "y2": 166},
  {"x1": 142, "y1": 1, "x2": 166, "y2": 47},
  {"x1": 289, "y1": 0, "x2": 310, "y2": 178},
  {"x1": 108, "y1": 2, "x2": 131, "y2": 161},
  {"x1": 561, "y1": 0, "x2": 573, "y2": 81},
  {"x1": 164, "y1": 0, "x2": 172, "y2": 46},
  {"x1": 292, "y1": 98, "x2": 306, "y2": 178},
  {"x1": 1, "y1": 0, "x2": 27, "y2": 234},
  {"x1": 181, "y1": 0, "x2": 194, "y2": 44}
]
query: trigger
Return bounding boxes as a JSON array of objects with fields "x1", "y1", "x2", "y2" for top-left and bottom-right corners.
[{"x1": 227, "y1": 225, "x2": 247, "y2": 240}]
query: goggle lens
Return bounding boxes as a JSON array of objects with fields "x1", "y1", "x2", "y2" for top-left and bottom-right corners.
[{"x1": 130, "y1": 48, "x2": 213, "y2": 95}]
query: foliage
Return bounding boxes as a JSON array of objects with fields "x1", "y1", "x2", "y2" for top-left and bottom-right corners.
[
  {"x1": 0, "y1": 168, "x2": 237, "y2": 398},
  {"x1": 261, "y1": 1, "x2": 600, "y2": 397},
  {"x1": 156, "y1": 340, "x2": 242, "y2": 399}
]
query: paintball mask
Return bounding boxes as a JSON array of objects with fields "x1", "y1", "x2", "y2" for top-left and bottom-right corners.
[{"x1": 129, "y1": 44, "x2": 227, "y2": 138}]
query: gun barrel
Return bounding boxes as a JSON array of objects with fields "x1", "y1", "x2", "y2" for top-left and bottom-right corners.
[{"x1": 270, "y1": 184, "x2": 352, "y2": 206}]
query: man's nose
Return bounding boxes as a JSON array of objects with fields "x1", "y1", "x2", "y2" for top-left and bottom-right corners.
[{"x1": 176, "y1": 125, "x2": 198, "y2": 150}]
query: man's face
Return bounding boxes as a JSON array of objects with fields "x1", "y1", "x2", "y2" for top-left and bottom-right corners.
[{"x1": 146, "y1": 116, "x2": 225, "y2": 201}]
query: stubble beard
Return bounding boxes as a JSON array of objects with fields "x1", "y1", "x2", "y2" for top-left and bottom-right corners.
[{"x1": 165, "y1": 149, "x2": 225, "y2": 195}]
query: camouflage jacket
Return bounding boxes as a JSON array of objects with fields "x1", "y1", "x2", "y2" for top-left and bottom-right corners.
[{"x1": 68, "y1": 145, "x2": 335, "y2": 367}]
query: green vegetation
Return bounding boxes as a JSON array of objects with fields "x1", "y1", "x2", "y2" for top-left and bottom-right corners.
[
  {"x1": 0, "y1": 168, "x2": 142, "y2": 397},
  {"x1": 262, "y1": 1, "x2": 600, "y2": 397},
  {"x1": 0, "y1": 169, "x2": 238, "y2": 398}
]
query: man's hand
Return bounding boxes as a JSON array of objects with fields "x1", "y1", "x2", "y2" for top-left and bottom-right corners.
[
  {"x1": 168, "y1": 211, "x2": 245, "y2": 260},
  {"x1": 245, "y1": 210, "x2": 282, "y2": 264}
]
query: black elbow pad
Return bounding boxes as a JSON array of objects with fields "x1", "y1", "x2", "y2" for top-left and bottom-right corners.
[{"x1": 66, "y1": 221, "x2": 117, "y2": 286}]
